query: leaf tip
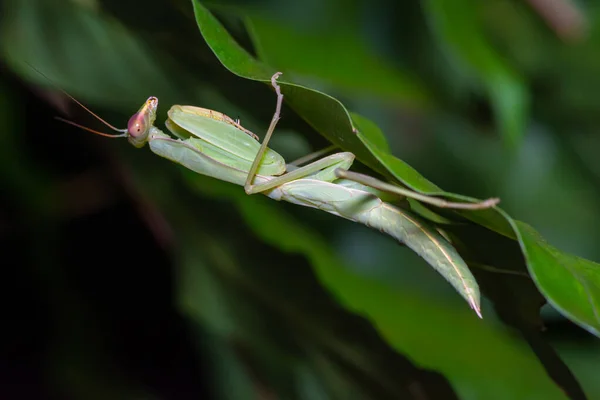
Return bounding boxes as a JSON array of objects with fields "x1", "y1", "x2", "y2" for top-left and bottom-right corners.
[{"x1": 471, "y1": 299, "x2": 483, "y2": 319}]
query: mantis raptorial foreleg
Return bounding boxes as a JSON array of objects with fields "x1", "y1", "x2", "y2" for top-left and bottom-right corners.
[
  {"x1": 244, "y1": 72, "x2": 499, "y2": 210},
  {"x1": 243, "y1": 72, "x2": 354, "y2": 194}
]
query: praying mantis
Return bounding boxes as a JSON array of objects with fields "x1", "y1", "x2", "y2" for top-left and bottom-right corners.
[{"x1": 55, "y1": 71, "x2": 500, "y2": 318}]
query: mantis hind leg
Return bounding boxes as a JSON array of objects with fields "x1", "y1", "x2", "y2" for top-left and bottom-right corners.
[{"x1": 334, "y1": 169, "x2": 500, "y2": 210}]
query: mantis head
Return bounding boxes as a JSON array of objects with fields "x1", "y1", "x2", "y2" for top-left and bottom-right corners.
[
  {"x1": 53, "y1": 91, "x2": 159, "y2": 148},
  {"x1": 127, "y1": 97, "x2": 158, "y2": 148}
]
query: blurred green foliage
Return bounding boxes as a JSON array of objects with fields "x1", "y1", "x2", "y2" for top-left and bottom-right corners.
[{"x1": 1, "y1": 0, "x2": 599, "y2": 399}]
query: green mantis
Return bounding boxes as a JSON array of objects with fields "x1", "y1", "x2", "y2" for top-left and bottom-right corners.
[{"x1": 56, "y1": 72, "x2": 500, "y2": 318}]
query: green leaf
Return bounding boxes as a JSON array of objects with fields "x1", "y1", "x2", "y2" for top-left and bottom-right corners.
[
  {"x1": 445, "y1": 224, "x2": 588, "y2": 400},
  {"x1": 516, "y1": 222, "x2": 600, "y2": 337}
]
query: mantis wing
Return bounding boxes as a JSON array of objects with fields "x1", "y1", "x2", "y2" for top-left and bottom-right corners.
[{"x1": 166, "y1": 105, "x2": 286, "y2": 176}]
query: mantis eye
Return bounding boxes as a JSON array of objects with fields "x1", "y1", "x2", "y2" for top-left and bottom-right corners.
[{"x1": 127, "y1": 112, "x2": 148, "y2": 138}]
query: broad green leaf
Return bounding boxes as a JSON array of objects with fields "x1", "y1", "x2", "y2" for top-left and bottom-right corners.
[
  {"x1": 348, "y1": 112, "x2": 390, "y2": 154},
  {"x1": 445, "y1": 224, "x2": 588, "y2": 400},
  {"x1": 191, "y1": 0, "x2": 600, "y2": 338},
  {"x1": 516, "y1": 222, "x2": 600, "y2": 337},
  {"x1": 422, "y1": 0, "x2": 529, "y2": 148}
]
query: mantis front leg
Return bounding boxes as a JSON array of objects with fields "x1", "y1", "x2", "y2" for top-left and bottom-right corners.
[{"x1": 243, "y1": 72, "x2": 355, "y2": 193}]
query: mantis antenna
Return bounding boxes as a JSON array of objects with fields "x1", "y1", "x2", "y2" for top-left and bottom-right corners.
[
  {"x1": 54, "y1": 117, "x2": 128, "y2": 138},
  {"x1": 26, "y1": 63, "x2": 128, "y2": 138}
]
